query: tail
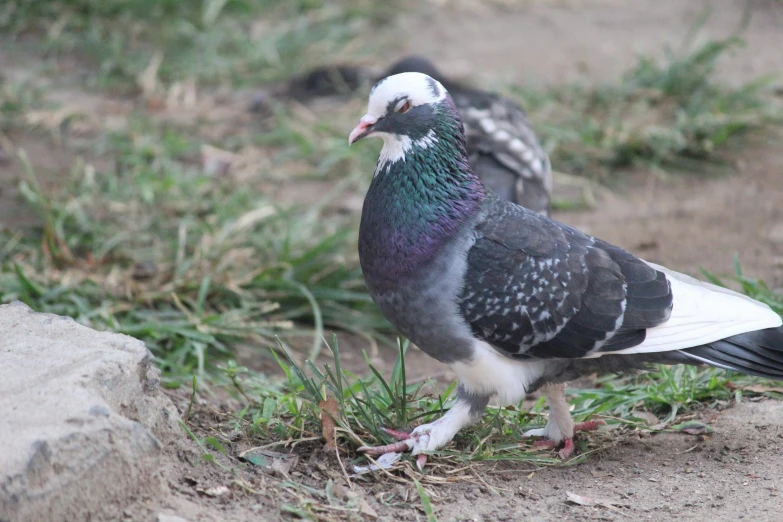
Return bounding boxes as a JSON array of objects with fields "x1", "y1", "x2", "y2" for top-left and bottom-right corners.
[{"x1": 679, "y1": 326, "x2": 783, "y2": 380}]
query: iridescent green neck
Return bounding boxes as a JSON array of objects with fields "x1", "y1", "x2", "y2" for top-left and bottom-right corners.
[{"x1": 359, "y1": 100, "x2": 485, "y2": 285}]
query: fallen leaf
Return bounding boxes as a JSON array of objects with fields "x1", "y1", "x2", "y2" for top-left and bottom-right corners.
[
  {"x1": 201, "y1": 144, "x2": 237, "y2": 176},
  {"x1": 566, "y1": 492, "x2": 628, "y2": 516},
  {"x1": 319, "y1": 398, "x2": 339, "y2": 451},
  {"x1": 672, "y1": 421, "x2": 714, "y2": 436},
  {"x1": 566, "y1": 491, "x2": 598, "y2": 506},
  {"x1": 741, "y1": 385, "x2": 783, "y2": 394},
  {"x1": 357, "y1": 497, "x2": 378, "y2": 519},
  {"x1": 330, "y1": 481, "x2": 378, "y2": 519},
  {"x1": 630, "y1": 410, "x2": 659, "y2": 426},
  {"x1": 239, "y1": 448, "x2": 298, "y2": 475},
  {"x1": 198, "y1": 485, "x2": 230, "y2": 497},
  {"x1": 138, "y1": 51, "x2": 164, "y2": 97},
  {"x1": 25, "y1": 107, "x2": 88, "y2": 132},
  {"x1": 330, "y1": 481, "x2": 350, "y2": 499}
]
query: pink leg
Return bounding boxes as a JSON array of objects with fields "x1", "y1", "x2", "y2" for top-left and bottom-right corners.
[
  {"x1": 357, "y1": 427, "x2": 429, "y2": 470},
  {"x1": 557, "y1": 438, "x2": 576, "y2": 459},
  {"x1": 356, "y1": 401, "x2": 478, "y2": 471},
  {"x1": 382, "y1": 428, "x2": 413, "y2": 440},
  {"x1": 524, "y1": 384, "x2": 607, "y2": 459},
  {"x1": 529, "y1": 420, "x2": 606, "y2": 459}
]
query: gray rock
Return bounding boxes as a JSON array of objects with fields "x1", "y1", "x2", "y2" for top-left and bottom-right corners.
[{"x1": 0, "y1": 301, "x2": 180, "y2": 522}]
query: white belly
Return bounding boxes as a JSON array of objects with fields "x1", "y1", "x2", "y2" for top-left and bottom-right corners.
[{"x1": 451, "y1": 340, "x2": 547, "y2": 405}]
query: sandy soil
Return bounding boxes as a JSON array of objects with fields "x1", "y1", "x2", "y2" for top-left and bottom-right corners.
[
  {"x1": 395, "y1": 0, "x2": 783, "y2": 88},
  {"x1": 3, "y1": 1, "x2": 783, "y2": 521}
]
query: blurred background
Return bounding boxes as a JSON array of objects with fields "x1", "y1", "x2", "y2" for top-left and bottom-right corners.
[
  {"x1": 2, "y1": 0, "x2": 783, "y2": 518},
  {"x1": 2, "y1": 0, "x2": 783, "y2": 376}
]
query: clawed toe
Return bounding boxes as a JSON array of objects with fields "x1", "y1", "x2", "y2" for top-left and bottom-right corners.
[
  {"x1": 525, "y1": 419, "x2": 605, "y2": 459},
  {"x1": 357, "y1": 440, "x2": 412, "y2": 456},
  {"x1": 357, "y1": 427, "x2": 425, "y2": 466},
  {"x1": 381, "y1": 427, "x2": 414, "y2": 440},
  {"x1": 357, "y1": 427, "x2": 432, "y2": 470},
  {"x1": 416, "y1": 454, "x2": 427, "y2": 470},
  {"x1": 557, "y1": 438, "x2": 575, "y2": 459},
  {"x1": 529, "y1": 436, "x2": 575, "y2": 459}
]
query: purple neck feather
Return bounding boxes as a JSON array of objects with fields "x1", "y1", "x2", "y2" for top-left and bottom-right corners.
[{"x1": 358, "y1": 97, "x2": 486, "y2": 288}]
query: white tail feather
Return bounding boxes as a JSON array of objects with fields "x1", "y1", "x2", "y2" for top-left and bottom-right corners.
[{"x1": 587, "y1": 262, "x2": 782, "y2": 358}]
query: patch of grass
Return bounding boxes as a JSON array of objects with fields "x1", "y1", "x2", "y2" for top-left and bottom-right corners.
[
  {"x1": 2, "y1": 0, "x2": 395, "y2": 89},
  {"x1": 514, "y1": 34, "x2": 783, "y2": 181},
  {"x1": 219, "y1": 270, "x2": 783, "y2": 475},
  {"x1": 1, "y1": 0, "x2": 398, "y2": 383},
  {"x1": 0, "y1": 80, "x2": 42, "y2": 132},
  {"x1": 702, "y1": 256, "x2": 783, "y2": 317},
  {"x1": 0, "y1": 99, "x2": 389, "y2": 382},
  {"x1": 222, "y1": 337, "x2": 560, "y2": 470}
]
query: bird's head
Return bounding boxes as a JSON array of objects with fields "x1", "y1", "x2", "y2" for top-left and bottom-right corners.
[{"x1": 348, "y1": 72, "x2": 461, "y2": 172}]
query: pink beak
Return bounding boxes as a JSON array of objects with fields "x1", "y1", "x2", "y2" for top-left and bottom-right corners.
[{"x1": 348, "y1": 114, "x2": 378, "y2": 145}]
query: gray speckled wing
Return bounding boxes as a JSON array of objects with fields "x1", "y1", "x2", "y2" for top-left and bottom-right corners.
[
  {"x1": 455, "y1": 93, "x2": 552, "y2": 215},
  {"x1": 459, "y1": 196, "x2": 673, "y2": 359}
]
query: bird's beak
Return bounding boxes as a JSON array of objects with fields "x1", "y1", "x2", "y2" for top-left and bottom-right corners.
[{"x1": 348, "y1": 114, "x2": 378, "y2": 145}]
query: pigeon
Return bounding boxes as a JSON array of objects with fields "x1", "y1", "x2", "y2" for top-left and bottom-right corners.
[
  {"x1": 348, "y1": 72, "x2": 783, "y2": 469},
  {"x1": 280, "y1": 55, "x2": 552, "y2": 215}
]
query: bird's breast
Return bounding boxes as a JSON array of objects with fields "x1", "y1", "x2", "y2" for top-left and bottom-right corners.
[{"x1": 361, "y1": 230, "x2": 480, "y2": 365}]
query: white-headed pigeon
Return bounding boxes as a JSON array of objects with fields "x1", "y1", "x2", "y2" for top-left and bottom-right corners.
[
  {"x1": 279, "y1": 55, "x2": 552, "y2": 215},
  {"x1": 348, "y1": 72, "x2": 783, "y2": 469}
]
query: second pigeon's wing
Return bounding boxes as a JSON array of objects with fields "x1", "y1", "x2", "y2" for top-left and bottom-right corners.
[
  {"x1": 455, "y1": 93, "x2": 552, "y2": 215},
  {"x1": 458, "y1": 197, "x2": 672, "y2": 359}
]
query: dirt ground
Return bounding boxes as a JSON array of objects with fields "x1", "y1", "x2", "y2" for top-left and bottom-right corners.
[
  {"x1": 132, "y1": 392, "x2": 782, "y2": 522},
  {"x1": 3, "y1": 1, "x2": 783, "y2": 521},
  {"x1": 151, "y1": 2, "x2": 783, "y2": 520},
  {"x1": 395, "y1": 0, "x2": 783, "y2": 88}
]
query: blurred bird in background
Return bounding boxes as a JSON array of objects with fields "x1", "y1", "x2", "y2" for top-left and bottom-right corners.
[{"x1": 255, "y1": 55, "x2": 553, "y2": 216}]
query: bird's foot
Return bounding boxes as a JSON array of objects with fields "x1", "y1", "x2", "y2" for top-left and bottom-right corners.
[
  {"x1": 358, "y1": 428, "x2": 428, "y2": 470},
  {"x1": 523, "y1": 420, "x2": 606, "y2": 459},
  {"x1": 358, "y1": 415, "x2": 463, "y2": 471}
]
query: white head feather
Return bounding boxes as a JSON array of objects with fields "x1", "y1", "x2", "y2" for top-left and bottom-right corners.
[
  {"x1": 366, "y1": 72, "x2": 447, "y2": 119},
  {"x1": 352, "y1": 73, "x2": 447, "y2": 174}
]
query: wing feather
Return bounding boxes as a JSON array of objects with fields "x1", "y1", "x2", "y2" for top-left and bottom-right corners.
[{"x1": 457, "y1": 199, "x2": 778, "y2": 362}]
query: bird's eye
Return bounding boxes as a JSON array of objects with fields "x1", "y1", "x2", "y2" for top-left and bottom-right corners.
[{"x1": 396, "y1": 100, "x2": 411, "y2": 114}]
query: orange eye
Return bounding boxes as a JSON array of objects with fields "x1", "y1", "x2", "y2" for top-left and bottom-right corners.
[{"x1": 396, "y1": 100, "x2": 411, "y2": 114}]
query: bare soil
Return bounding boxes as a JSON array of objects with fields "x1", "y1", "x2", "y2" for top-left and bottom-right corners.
[
  {"x1": 113, "y1": 391, "x2": 783, "y2": 522},
  {"x1": 394, "y1": 0, "x2": 783, "y2": 88},
  {"x1": 3, "y1": 1, "x2": 783, "y2": 521}
]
